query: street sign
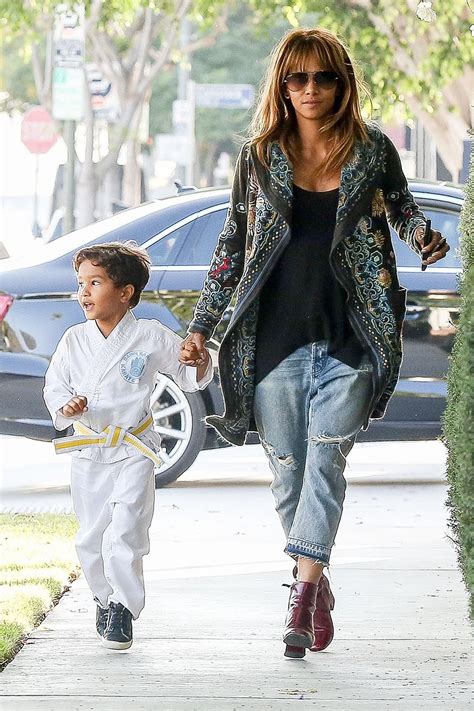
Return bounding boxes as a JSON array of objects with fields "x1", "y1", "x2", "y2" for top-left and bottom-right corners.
[
  {"x1": 172, "y1": 100, "x2": 193, "y2": 129},
  {"x1": 53, "y1": 66, "x2": 85, "y2": 121},
  {"x1": 52, "y1": 5, "x2": 85, "y2": 121},
  {"x1": 53, "y1": 4, "x2": 85, "y2": 68},
  {"x1": 155, "y1": 134, "x2": 192, "y2": 164},
  {"x1": 195, "y1": 84, "x2": 255, "y2": 109},
  {"x1": 86, "y1": 63, "x2": 120, "y2": 122},
  {"x1": 21, "y1": 107, "x2": 58, "y2": 154}
]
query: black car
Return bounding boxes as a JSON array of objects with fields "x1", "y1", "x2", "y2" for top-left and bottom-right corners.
[{"x1": 0, "y1": 181, "x2": 463, "y2": 485}]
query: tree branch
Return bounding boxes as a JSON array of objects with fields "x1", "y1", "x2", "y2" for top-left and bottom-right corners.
[
  {"x1": 124, "y1": 12, "x2": 146, "y2": 41},
  {"x1": 132, "y1": 8, "x2": 157, "y2": 92},
  {"x1": 137, "y1": 19, "x2": 180, "y2": 96},
  {"x1": 88, "y1": 0, "x2": 103, "y2": 28},
  {"x1": 405, "y1": 94, "x2": 468, "y2": 179},
  {"x1": 87, "y1": 26, "x2": 125, "y2": 104},
  {"x1": 137, "y1": 0, "x2": 227, "y2": 97},
  {"x1": 31, "y1": 45, "x2": 49, "y2": 108},
  {"x1": 183, "y1": 11, "x2": 228, "y2": 54},
  {"x1": 86, "y1": 0, "x2": 125, "y2": 86}
]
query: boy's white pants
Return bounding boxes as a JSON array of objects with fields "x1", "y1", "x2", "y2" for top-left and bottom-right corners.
[{"x1": 70, "y1": 453, "x2": 156, "y2": 620}]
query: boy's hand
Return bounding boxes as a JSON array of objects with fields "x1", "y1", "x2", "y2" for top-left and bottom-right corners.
[
  {"x1": 179, "y1": 336, "x2": 211, "y2": 383},
  {"x1": 179, "y1": 334, "x2": 208, "y2": 366},
  {"x1": 60, "y1": 396, "x2": 88, "y2": 418}
]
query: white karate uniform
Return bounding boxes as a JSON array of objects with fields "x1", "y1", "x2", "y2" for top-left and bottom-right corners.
[{"x1": 44, "y1": 310, "x2": 212, "y2": 618}]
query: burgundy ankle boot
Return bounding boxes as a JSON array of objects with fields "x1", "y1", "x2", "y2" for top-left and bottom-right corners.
[
  {"x1": 310, "y1": 573, "x2": 335, "y2": 652},
  {"x1": 282, "y1": 581, "x2": 318, "y2": 654},
  {"x1": 284, "y1": 569, "x2": 336, "y2": 657}
]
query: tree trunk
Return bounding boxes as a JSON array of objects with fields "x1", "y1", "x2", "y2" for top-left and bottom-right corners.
[
  {"x1": 75, "y1": 86, "x2": 97, "y2": 228},
  {"x1": 201, "y1": 143, "x2": 219, "y2": 187},
  {"x1": 410, "y1": 107, "x2": 468, "y2": 182},
  {"x1": 122, "y1": 102, "x2": 143, "y2": 207},
  {"x1": 353, "y1": 0, "x2": 472, "y2": 179}
]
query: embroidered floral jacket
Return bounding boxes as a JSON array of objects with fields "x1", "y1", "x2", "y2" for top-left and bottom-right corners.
[{"x1": 189, "y1": 123, "x2": 426, "y2": 446}]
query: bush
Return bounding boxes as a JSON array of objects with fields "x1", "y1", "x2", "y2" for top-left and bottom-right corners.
[{"x1": 442, "y1": 138, "x2": 474, "y2": 617}]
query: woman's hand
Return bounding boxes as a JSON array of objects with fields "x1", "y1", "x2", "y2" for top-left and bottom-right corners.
[
  {"x1": 415, "y1": 225, "x2": 450, "y2": 267},
  {"x1": 61, "y1": 395, "x2": 88, "y2": 418},
  {"x1": 179, "y1": 333, "x2": 208, "y2": 366}
]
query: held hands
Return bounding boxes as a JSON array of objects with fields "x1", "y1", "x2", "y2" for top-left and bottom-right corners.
[
  {"x1": 179, "y1": 333, "x2": 209, "y2": 367},
  {"x1": 415, "y1": 225, "x2": 450, "y2": 267},
  {"x1": 60, "y1": 395, "x2": 88, "y2": 418},
  {"x1": 178, "y1": 333, "x2": 210, "y2": 366},
  {"x1": 179, "y1": 333, "x2": 211, "y2": 383}
]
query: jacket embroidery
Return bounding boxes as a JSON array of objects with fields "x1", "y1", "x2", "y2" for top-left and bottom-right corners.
[{"x1": 189, "y1": 123, "x2": 426, "y2": 445}]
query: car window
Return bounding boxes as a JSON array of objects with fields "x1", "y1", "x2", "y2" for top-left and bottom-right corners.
[
  {"x1": 392, "y1": 207, "x2": 460, "y2": 269},
  {"x1": 175, "y1": 210, "x2": 226, "y2": 266},
  {"x1": 147, "y1": 222, "x2": 191, "y2": 266}
]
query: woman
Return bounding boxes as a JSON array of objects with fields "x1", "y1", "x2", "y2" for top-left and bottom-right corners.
[{"x1": 179, "y1": 27, "x2": 449, "y2": 658}]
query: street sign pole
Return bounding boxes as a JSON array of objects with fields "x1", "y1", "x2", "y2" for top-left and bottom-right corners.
[
  {"x1": 32, "y1": 155, "x2": 41, "y2": 237},
  {"x1": 20, "y1": 106, "x2": 59, "y2": 238},
  {"x1": 52, "y1": 4, "x2": 85, "y2": 234},
  {"x1": 176, "y1": 18, "x2": 192, "y2": 184},
  {"x1": 186, "y1": 79, "x2": 196, "y2": 186}
]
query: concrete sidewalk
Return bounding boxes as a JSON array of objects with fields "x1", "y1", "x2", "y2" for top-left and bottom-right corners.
[
  {"x1": 1, "y1": 476, "x2": 471, "y2": 709},
  {"x1": 0, "y1": 439, "x2": 449, "y2": 513}
]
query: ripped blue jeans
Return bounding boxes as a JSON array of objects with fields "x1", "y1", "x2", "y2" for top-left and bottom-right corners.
[{"x1": 253, "y1": 342, "x2": 373, "y2": 566}]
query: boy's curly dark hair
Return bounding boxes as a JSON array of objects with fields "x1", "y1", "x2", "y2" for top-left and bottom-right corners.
[{"x1": 73, "y1": 241, "x2": 151, "y2": 308}]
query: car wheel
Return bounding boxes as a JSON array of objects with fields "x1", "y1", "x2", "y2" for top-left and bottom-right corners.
[{"x1": 150, "y1": 374, "x2": 207, "y2": 487}]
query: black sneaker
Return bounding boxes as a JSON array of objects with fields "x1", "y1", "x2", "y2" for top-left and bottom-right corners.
[
  {"x1": 102, "y1": 601, "x2": 133, "y2": 650},
  {"x1": 96, "y1": 604, "x2": 109, "y2": 639}
]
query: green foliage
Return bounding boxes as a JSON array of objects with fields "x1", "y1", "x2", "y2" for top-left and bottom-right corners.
[
  {"x1": 0, "y1": 514, "x2": 78, "y2": 668},
  {"x1": 192, "y1": 7, "x2": 288, "y2": 168},
  {"x1": 1, "y1": 2, "x2": 471, "y2": 187},
  {"x1": 248, "y1": 0, "x2": 474, "y2": 121},
  {"x1": 0, "y1": 37, "x2": 40, "y2": 111},
  {"x1": 150, "y1": 6, "x2": 291, "y2": 181},
  {"x1": 442, "y1": 138, "x2": 474, "y2": 617}
]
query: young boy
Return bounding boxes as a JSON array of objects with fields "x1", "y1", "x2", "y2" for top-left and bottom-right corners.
[{"x1": 43, "y1": 241, "x2": 212, "y2": 650}]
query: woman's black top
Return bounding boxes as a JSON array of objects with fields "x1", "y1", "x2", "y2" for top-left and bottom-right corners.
[{"x1": 254, "y1": 184, "x2": 365, "y2": 385}]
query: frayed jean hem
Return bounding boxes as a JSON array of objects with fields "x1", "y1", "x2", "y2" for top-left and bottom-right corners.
[{"x1": 285, "y1": 539, "x2": 331, "y2": 566}]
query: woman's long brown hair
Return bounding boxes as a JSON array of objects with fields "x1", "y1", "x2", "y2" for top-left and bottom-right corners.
[{"x1": 249, "y1": 27, "x2": 370, "y2": 176}]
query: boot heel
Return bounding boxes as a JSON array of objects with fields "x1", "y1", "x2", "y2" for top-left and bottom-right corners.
[
  {"x1": 284, "y1": 644, "x2": 306, "y2": 659},
  {"x1": 283, "y1": 630, "x2": 314, "y2": 648}
]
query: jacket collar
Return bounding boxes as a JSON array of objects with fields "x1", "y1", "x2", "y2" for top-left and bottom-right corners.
[{"x1": 250, "y1": 132, "x2": 380, "y2": 249}]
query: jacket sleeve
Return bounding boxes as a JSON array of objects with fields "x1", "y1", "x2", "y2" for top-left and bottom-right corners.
[
  {"x1": 382, "y1": 134, "x2": 426, "y2": 256},
  {"x1": 188, "y1": 143, "x2": 249, "y2": 339},
  {"x1": 43, "y1": 334, "x2": 77, "y2": 431}
]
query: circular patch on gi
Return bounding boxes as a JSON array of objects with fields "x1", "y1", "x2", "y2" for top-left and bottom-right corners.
[{"x1": 119, "y1": 350, "x2": 150, "y2": 384}]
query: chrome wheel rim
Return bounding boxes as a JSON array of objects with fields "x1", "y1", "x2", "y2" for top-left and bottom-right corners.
[{"x1": 150, "y1": 375, "x2": 193, "y2": 473}]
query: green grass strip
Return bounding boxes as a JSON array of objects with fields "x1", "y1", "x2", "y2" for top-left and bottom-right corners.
[{"x1": 0, "y1": 513, "x2": 79, "y2": 668}]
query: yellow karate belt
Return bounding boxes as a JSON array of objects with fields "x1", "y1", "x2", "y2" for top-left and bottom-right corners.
[{"x1": 52, "y1": 414, "x2": 163, "y2": 467}]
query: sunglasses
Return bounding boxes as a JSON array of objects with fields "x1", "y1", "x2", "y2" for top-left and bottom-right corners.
[{"x1": 283, "y1": 71, "x2": 339, "y2": 92}]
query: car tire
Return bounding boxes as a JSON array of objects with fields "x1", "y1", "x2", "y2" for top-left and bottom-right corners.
[{"x1": 151, "y1": 374, "x2": 207, "y2": 488}]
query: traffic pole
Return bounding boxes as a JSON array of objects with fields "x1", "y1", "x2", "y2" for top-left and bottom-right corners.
[
  {"x1": 63, "y1": 120, "x2": 76, "y2": 234},
  {"x1": 32, "y1": 154, "x2": 41, "y2": 238}
]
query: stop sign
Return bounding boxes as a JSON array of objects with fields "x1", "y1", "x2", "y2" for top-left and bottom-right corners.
[{"x1": 21, "y1": 107, "x2": 58, "y2": 154}]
